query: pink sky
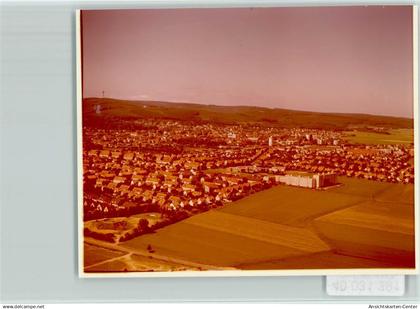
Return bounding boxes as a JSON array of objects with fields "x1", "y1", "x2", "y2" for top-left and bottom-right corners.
[{"x1": 81, "y1": 6, "x2": 413, "y2": 118}]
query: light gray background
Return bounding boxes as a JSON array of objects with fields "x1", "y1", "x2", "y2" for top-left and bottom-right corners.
[{"x1": 0, "y1": 0, "x2": 419, "y2": 303}]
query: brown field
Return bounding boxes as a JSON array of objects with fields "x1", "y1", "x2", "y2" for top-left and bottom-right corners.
[
  {"x1": 120, "y1": 211, "x2": 331, "y2": 267},
  {"x1": 84, "y1": 239, "x2": 206, "y2": 272},
  {"x1": 84, "y1": 177, "x2": 415, "y2": 271},
  {"x1": 85, "y1": 252, "x2": 194, "y2": 272},
  {"x1": 237, "y1": 251, "x2": 404, "y2": 270},
  {"x1": 313, "y1": 200, "x2": 415, "y2": 266},
  {"x1": 331, "y1": 177, "x2": 395, "y2": 198},
  {"x1": 218, "y1": 179, "x2": 365, "y2": 227},
  {"x1": 121, "y1": 222, "x2": 306, "y2": 266},
  {"x1": 84, "y1": 243, "x2": 126, "y2": 268},
  {"x1": 343, "y1": 129, "x2": 414, "y2": 145}
]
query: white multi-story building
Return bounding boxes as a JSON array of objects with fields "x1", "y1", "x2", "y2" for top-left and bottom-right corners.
[
  {"x1": 268, "y1": 136, "x2": 273, "y2": 147},
  {"x1": 278, "y1": 172, "x2": 337, "y2": 189}
]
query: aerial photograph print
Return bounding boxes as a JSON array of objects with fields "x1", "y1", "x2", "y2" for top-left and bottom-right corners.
[{"x1": 78, "y1": 6, "x2": 417, "y2": 276}]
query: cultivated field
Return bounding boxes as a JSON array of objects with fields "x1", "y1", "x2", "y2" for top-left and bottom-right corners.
[
  {"x1": 84, "y1": 177, "x2": 415, "y2": 271},
  {"x1": 84, "y1": 243, "x2": 126, "y2": 268},
  {"x1": 99, "y1": 177, "x2": 415, "y2": 270},
  {"x1": 85, "y1": 251, "x2": 193, "y2": 272},
  {"x1": 343, "y1": 129, "x2": 414, "y2": 145},
  {"x1": 237, "y1": 251, "x2": 403, "y2": 270},
  {"x1": 218, "y1": 179, "x2": 364, "y2": 227},
  {"x1": 313, "y1": 200, "x2": 414, "y2": 266},
  {"x1": 120, "y1": 211, "x2": 331, "y2": 267}
]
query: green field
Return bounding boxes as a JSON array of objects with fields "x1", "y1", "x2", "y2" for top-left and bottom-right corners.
[
  {"x1": 343, "y1": 129, "x2": 414, "y2": 145},
  {"x1": 89, "y1": 177, "x2": 414, "y2": 270}
]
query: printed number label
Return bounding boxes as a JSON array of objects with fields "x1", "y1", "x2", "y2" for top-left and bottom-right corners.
[{"x1": 326, "y1": 275, "x2": 405, "y2": 296}]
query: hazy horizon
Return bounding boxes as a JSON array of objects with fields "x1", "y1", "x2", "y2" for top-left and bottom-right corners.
[
  {"x1": 82, "y1": 6, "x2": 414, "y2": 118},
  {"x1": 86, "y1": 96, "x2": 414, "y2": 119}
]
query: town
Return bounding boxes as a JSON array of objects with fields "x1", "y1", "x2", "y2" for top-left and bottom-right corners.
[{"x1": 82, "y1": 118, "x2": 414, "y2": 236}]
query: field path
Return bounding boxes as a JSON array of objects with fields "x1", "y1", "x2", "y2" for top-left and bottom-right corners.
[
  {"x1": 85, "y1": 237, "x2": 235, "y2": 270},
  {"x1": 85, "y1": 252, "x2": 132, "y2": 270}
]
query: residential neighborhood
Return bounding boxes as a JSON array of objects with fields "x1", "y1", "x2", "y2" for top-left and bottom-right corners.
[{"x1": 82, "y1": 119, "x2": 414, "y2": 223}]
